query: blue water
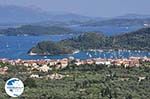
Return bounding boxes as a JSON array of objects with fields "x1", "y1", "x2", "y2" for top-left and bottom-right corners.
[
  {"x1": 70, "y1": 26, "x2": 143, "y2": 35},
  {"x1": 0, "y1": 26, "x2": 149, "y2": 60},
  {"x1": 0, "y1": 35, "x2": 74, "y2": 59},
  {"x1": 0, "y1": 35, "x2": 149, "y2": 60}
]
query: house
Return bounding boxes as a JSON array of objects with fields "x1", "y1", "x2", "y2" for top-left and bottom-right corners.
[
  {"x1": 24, "y1": 63, "x2": 29, "y2": 67},
  {"x1": 120, "y1": 77, "x2": 129, "y2": 81},
  {"x1": 46, "y1": 73, "x2": 64, "y2": 80},
  {"x1": 138, "y1": 76, "x2": 146, "y2": 82},
  {"x1": 129, "y1": 59, "x2": 140, "y2": 67},
  {"x1": 49, "y1": 60, "x2": 58, "y2": 66},
  {"x1": 59, "y1": 58, "x2": 68, "y2": 68},
  {"x1": 95, "y1": 59, "x2": 105, "y2": 65},
  {"x1": 114, "y1": 59, "x2": 122, "y2": 66},
  {"x1": 75, "y1": 59, "x2": 82, "y2": 66},
  {"x1": 86, "y1": 59, "x2": 94, "y2": 65},
  {"x1": 39, "y1": 65, "x2": 50, "y2": 72},
  {"x1": 0, "y1": 66, "x2": 8, "y2": 75},
  {"x1": 95, "y1": 58, "x2": 111, "y2": 65},
  {"x1": 37, "y1": 60, "x2": 47, "y2": 66},
  {"x1": 30, "y1": 74, "x2": 40, "y2": 78},
  {"x1": 122, "y1": 60, "x2": 130, "y2": 67}
]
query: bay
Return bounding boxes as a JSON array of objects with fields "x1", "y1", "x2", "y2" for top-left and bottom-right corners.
[{"x1": 0, "y1": 26, "x2": 149, "y2": 60}]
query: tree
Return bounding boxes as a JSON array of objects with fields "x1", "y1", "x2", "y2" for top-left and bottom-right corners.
[
  {"x1": 126, "y1": 94, "x2": 132, "y2": 99},
  {"x1": 24, "y1": 78, "x2": 37, "y2": 88}
]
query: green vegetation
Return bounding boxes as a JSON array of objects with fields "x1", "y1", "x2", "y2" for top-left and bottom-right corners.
[
  {"x1": 0, "y1": 63, "x2": 150, "y2": 98},
  {"x1": 62, "y1": 33, "x2": 110, "y2": 50},
  {"x1": 29, "y1": 28, "x2": 150, "y2": 55},
  {"x1": 29, "y1": 41, "x2": 75, "y2": 55},
  {"x1": 112, "y1": 27, "x2": 150, "y2": 50},
  {"x1": 0, "y1": 25, "x2": 74, "y2": 36},
  {"x1": 0, "y1": 62, "x2": 9, "y2": 68}
]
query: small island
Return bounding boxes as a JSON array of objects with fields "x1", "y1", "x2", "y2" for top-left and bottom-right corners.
[
  {"x1": 28, "y1": 28, "x2": 150, "y2": 55},
  {"x1": 0, "y1": 25, "x2": 75, "y2": 36},
  {"x1": 28, "y1": 41, "x2": 76, "y2": 55}
]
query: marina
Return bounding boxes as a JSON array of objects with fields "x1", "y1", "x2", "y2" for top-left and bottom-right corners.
[{"x1": 0, "y1": 35, "x2": 149, "y2": 60}]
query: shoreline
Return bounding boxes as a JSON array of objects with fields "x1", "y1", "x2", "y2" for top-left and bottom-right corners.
[
  {"x1": 28, "y1": 49, "x2": 150, "y2": 56},
  {"x1": 0, "y1": 55, "x2": 150, "y2": 61}
]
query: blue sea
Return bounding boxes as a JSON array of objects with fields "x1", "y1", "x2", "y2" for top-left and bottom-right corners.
[
  {"x1": 0, "y1": 26, "x2": 149, "y2": 60},
  {"x1": 70, "y1": 26, "x2": 143, "y2": 35}
]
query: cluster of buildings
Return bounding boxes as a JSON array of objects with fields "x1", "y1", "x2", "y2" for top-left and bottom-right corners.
[
  {"x1": 0, "y1": 57, "x2": 150, "y2": 73},
  {"x1": 1, "y1": 58, "x2": 69, "y2": 72},
  {"x1": 75, "y1": 57, "x2": 150, "y2": 67},
  {"x1": 30, "y1": 73, "x2": 65, "y2": 80},
  {"x1": 0, "y1": 57, "x2": 149, "y2": 79}
]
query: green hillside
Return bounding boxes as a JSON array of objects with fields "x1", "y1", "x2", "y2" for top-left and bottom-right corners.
[
  {"x1": 0, "y1": 25, "x2": 74, "y2": 36},
  {"x1": 29, "y1": 28, "x2": 150, "y2": 55},
  {"x1": 113, "y1": 28, "x2": 150, "y2": 50}
]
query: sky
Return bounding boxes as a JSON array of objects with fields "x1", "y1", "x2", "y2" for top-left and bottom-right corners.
[{"x1": 0, "y1": 0, "x2": 150, "y2": 17}]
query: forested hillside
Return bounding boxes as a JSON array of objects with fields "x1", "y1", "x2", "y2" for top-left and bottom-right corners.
[
  {"x1": 0, "y1": 25, "x2": 74, "y2": 36},
  {"x1": 29, "y1": 28, "x2": 150, "y2": 55}
]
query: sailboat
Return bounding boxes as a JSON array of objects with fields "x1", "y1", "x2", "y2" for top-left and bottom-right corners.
[
  {"x1": 86, "y1": 52, "x2": 89, "y2": 55},
  {"x1": 44, "y1": 56, "x2": 47, "y2": 58},
  {"x1": 126, "y1": 27, "x2": 129, "y2": 29},
  {"x1": 89, "y1": 54, "x2": 92, "y2": 58},
  {"x1": 6, "y1": 43, "x2": 9, "y2": 48},
  {"x1": 94, "y1": 51, "x2": 97, "y2": 56},
  {"x1": 104, "y1": 53, "x2": 106, "y2": 59}
]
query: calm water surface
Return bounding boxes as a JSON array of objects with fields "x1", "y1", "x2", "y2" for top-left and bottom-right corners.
[{"x1": 0, "y1": 26, "x2": 149, "y2": 60}]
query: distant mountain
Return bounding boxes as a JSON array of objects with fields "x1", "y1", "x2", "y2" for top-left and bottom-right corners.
[
  {"x1": 32, "y1": 20, "x2": 90, "y2": 27},
  {"x1": 82, "y1": 18, "x2": 150, "y2": 27},
  {"x1": 117, "y1": 14, "x2": 150, "y2": 19},
  {"x1": 0, "y1": 5, "x2": 93, "y2": 25},
  {"x1": 46, "y1": 13, "x2": 92, "y2": 22},
  {"x1": 0, "y1": 25, "x2": 75, "y2": 36},
  {"x1": 28, "y1": 28, "x2": 150, "y2": 55},
  {"x1": 0, "y1": 5, "x2": 46, "y2": 24},
  {"x1": 82, "y1": 14, "x2": 150, "y2": 27}
]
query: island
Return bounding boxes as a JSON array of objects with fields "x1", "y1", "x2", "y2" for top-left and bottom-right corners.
[
  {"x1": 28, "y1": 28, "x2": 150, "y2": 55},
  {"x1": 0, "y1": 25, "x2": 75, "y2": 36}
]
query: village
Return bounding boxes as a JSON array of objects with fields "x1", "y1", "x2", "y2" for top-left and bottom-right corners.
[
  {"x1": 0, "y1": 57, "x2": 150, "y2": 74},
  {"x1": 0, "y1": 56, "x2": 149, "y2": 92}
]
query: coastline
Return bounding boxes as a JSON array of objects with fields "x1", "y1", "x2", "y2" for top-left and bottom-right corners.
[{"x1": 28, "y1": 49, "x2": 150, "y2": 56}]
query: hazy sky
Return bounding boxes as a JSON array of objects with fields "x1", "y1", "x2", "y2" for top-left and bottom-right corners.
[{"x1": 0, "y1": 0, "x2": 150, "y2": 17}]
